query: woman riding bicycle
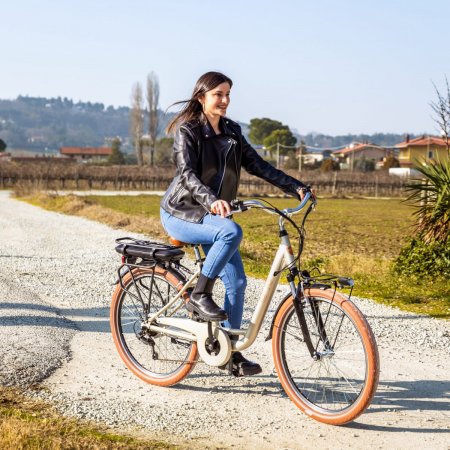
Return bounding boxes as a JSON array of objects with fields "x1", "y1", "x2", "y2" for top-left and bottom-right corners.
[{"x1": 160, "y1": 71, "x2": 308, "y2": 376}]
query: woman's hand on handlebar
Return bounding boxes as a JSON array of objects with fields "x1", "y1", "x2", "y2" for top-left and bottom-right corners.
[
  {"x1": 211, "y1": 200, "x2": 231, "y2": 218},
  {"x1": 297, "y1": 186, "x2": 316, "y2": 202}
]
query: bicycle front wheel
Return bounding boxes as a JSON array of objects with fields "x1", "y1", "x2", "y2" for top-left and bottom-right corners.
[
  {"x1": 272, "y1": 288, "x2": 379, "y2": 425},
  {"x1": 110, "y1": 265, "x2": 198, "y2": 387}
]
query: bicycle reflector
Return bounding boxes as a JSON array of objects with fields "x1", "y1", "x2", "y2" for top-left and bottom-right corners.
[{"x1": 122, "y1": 255, "x2": 126, "y2": 264}]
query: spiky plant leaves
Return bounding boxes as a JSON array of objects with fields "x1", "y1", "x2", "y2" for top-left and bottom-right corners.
[{"x1": 405, "y1": 158, "x2": 450, "y2": 243}]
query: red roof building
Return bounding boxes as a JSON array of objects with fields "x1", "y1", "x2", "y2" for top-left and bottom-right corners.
[
  {"x1": 333, "y1": 143, "x2": 391, "y2": 170},
  {"x1": 0, "y1": 152, "x2": 12, "y2": 162},
  {"x1": 60, "y1": 146, "x2": 112, "y2": 162},
  {"x1": 395, "y1": 136, "x2": 449, "y2": 167},
  {"x1": 395, "y1": 136, "x2": 449, "y2": 148}
]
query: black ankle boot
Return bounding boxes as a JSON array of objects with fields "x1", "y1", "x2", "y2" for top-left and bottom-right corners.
[
  {"x1": 229, "y1": 352, "x2": 262, "y2": 377},
  {"x1": 219, "y1": 341, "x2": 263, "y2": 377},
  {"x1": 187, "y1": 273, "x2": 228, "y2": 321}
]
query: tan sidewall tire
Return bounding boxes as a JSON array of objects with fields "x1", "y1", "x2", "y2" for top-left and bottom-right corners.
[
  {"x1": 272, "y1": 288, "x2": 379, "y2": 425},
  {"x1": 110, "y1": 265, "x2": 198, "y2": 387}
]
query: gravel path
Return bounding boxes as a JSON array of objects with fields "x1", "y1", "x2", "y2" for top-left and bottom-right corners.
[{"x1": 0, "y1": 191, "x2": 449, "y2": 449}]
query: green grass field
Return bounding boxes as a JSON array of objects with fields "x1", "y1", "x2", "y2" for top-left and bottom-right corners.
[
  {"x1": 22, "y1": 193, "x2": 449, "y2": 318},
  {"x1": 83, "y1": 195, "x2": 449, "y2": 318},
  {"x1": 85, "y1": 195, "x2": 412, "y2": 257}
]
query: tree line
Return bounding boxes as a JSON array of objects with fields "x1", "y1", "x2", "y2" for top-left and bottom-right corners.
[{"x1": 0, "y1": 93, "x2": 413, "y2": 160}]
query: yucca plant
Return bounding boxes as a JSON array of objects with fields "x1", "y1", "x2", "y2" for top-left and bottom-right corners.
[{"x1": 405, "y1": 158, "x2": 450, "y2": 243}]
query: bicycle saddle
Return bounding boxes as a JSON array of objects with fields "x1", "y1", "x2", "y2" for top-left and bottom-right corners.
[{"x1": 169, "y1": 236, "x2": 191, "y2": 247}]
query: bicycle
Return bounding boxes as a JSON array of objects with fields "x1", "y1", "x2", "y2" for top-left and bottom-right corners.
[{"x1": 110, "y1": 192, "x2": 380, "y2": 425}]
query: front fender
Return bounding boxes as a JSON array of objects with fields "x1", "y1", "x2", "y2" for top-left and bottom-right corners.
[
  {"x1": 265, "y1": 291, "x2": 292, "y2": 341},
  {"x1": 265, "y1": 283, "x2": 333, "y2": 341}
]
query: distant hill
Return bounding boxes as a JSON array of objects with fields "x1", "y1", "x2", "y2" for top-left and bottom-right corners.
[
  {"x1": 0, "y1": 96, "x2": 175, "y2": 154},
  {"x1": 297, "y1": 132, "x2": 416, "y2": 149},
  {"x1": 0, "y1": 95, "x2": 415, "y2": 153}
]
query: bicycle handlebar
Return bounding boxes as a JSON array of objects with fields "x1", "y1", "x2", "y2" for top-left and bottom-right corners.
[{"x1": 229, "y1": 191, "x2": 316, "y2": 218}]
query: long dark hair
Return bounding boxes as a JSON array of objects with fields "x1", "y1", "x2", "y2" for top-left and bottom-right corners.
[{"x1": 166, "y1": 71, "x2": 233, "y2": 134}]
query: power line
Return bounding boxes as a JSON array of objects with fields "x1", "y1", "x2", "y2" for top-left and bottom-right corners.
[
  {"x1": 304, "y1": 144, "x2": 347, "y2": 151},
  {"x1": 265, "y1": 142, "x2": 401, "y2": 151}
]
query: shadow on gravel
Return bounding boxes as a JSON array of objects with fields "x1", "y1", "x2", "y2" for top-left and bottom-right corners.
[
  {"x1": 370, "y1": 379, "x2": 450, "y2": 412},
  {"x1": 173, "y1": 376, "x2": 450, "y2": 421},
  {"x1": 341, "y1": 379, "x2": 450, "y2": 433},
  {"x1": 348, "y1": 422, "x2": 448, "y2": 433},
  {"x1": 0, "y1": 303, "x2": 110, "y2": 332},
  {"x1": 0, "y1": 303, "x2": 255, "y2": 334},
  {"x1": 173, "y1": 374, "x2": 287, "y2": 397}
]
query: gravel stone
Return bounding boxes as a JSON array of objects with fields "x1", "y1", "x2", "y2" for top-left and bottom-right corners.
[{"x1": 1, "y1": 191, "x2": 449, "y2": 450}]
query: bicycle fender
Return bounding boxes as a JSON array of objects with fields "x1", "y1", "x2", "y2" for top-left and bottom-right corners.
[
  {"x1": 114, "y1": 263, "x2": 187, "y2": 287},
  {"x1": 265, "y1": 291, "x2": 292, "y2": 341},
  {"x1": 265, "y1": 285, "x2": 331, "y2": 342},
  {"x1": 113, "y1": 265, "x2": 131, "y2": 285}
]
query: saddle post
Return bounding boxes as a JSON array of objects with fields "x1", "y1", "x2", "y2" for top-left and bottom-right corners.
[
  {"x1": 169, "y1": 237, "x2": 204, "y2": 269},
  {"x1": 193, "y1": 244, "x2": 203, "y2": 269}
]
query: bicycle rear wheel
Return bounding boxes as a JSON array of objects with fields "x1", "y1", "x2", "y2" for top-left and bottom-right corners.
[
  {"x1": 110, "y1": 265, "x2": 198, "y2": 387},
  {"x1": 272, "y1": 288, "x2": 379, "y2": 425}
]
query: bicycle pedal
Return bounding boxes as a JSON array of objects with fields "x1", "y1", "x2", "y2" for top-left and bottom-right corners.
[
  {"x1": 186, "y1": 308, "x2": 205, "y2": 322},
  {"x1": 192, "y1": 315, "x2": 205, "y2": 323}
]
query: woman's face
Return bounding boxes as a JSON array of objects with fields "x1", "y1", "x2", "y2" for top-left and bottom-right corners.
[{"x1": 199, "y1": 82, "x2": 231, "y2": 118}]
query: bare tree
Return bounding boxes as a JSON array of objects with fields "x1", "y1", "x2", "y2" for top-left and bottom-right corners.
[
  {"x1": 431, "y1": 77, "x2": 450, "y2": 154},
  {"x1": 130, "y1": 82, "x2": 144, "y2": 166},
  {"x1": 146, "y1": 72, "x2": 160, "y2": 166}
]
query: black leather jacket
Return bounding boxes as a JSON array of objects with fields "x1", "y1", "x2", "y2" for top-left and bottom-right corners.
[{"x1": 161, "y1": 116, "x2": 306, "y2": 223}]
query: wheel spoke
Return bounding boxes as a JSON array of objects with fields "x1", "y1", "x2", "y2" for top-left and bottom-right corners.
[
  {"x1": 278, "y1": 296, "x2": 372, "y2": 414},
  {"x1": 114, "y1": 270, "x2": 196, "y2": 380}
]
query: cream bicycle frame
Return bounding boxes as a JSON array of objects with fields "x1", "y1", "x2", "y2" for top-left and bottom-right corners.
[{"x1": 146, "y1": 195, "x2": 312, "y2": 354}]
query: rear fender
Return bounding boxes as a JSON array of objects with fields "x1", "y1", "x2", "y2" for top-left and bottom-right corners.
[{"x1": 113, "y1": 263, "x2": 188, "y2": 290}]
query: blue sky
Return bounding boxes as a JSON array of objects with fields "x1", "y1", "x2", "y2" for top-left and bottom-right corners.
[{"x1": 3, "y1": 0, "x2": 450, "y2": 135}]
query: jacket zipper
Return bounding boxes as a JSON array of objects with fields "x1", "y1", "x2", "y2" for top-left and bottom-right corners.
[
  {"x1": 217, "y1": 138, "x2": 236, "y2": 196},
  {"x1": 170, "y1": 183, "x2": 184, "y2": 202}
]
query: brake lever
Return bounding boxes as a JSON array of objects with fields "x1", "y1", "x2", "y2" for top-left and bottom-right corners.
[{"x1": 229, "y1": 199, "x2": 248, "y2": 214}]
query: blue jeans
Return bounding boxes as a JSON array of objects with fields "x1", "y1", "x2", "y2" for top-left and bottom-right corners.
[{"x1": 160, "y1": 208, "x2": 247, "y2": 329}]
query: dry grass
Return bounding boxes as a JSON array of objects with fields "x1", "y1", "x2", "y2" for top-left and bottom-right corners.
[
  {"x1": 322, "y1": 253, "x2": 390, "y2": 278},
  {"x1": 22, "y1": 193, "x2": 166, "y2": 239},
  {"x1": 12, "y1": 180, "x2": 48, "y2": 197},
  {"x1": 0, "y1": 386, "x2": 175, "y2": 450}
]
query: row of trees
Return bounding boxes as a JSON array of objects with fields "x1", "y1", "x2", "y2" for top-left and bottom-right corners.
[
  {"x1": 129, "y1": 72, "x2": 160, "y2": 166},
  {"x1": 107, "y1": 135, "x2": 174, "y2": 166},
  {"x1": 126, "y1": 94, "x2": 400, "y2": 172}
]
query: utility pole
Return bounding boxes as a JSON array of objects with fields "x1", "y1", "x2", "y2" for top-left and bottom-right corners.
[
  {"x1": 276, "y1": 141, "x2": 280, "y2": 169},
  {"x1": 298, "y1": 143, "x2": 304, "y2": 173},
  {"x1": 350, "y1": 143, "x2": 355, "y2": 172}
]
